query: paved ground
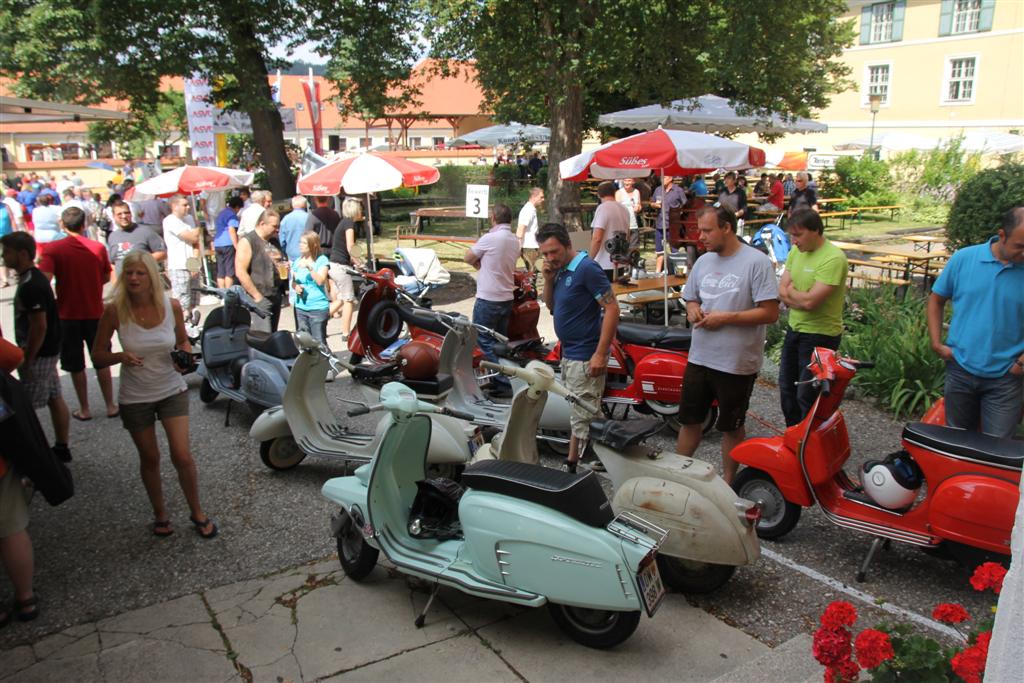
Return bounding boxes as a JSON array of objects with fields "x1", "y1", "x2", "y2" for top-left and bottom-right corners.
[{"x1": 0, "y1": 275, "x2": 994, "y2": 681}]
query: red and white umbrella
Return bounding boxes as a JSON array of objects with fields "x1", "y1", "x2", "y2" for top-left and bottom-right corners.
[
  {"x1": 129, "y1": 164, "x2": 254, "y2": 200},
  {"x1": 559, "y1": 128, "x2": 765, "y2": 181},
  {"x1": 296, "y1": 153, "x2": 440, "y2": 267}
]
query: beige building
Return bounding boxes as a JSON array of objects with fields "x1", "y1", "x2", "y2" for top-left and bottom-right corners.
[{"x1": 742, "y1": 0, "x2": 1024, "y2": 159}]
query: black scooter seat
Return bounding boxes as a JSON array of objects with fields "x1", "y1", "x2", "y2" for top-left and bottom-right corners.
[
  {"x1": 244, "y1": 330, "x2": 299, "y2": 359},
  {"x1": 494, "y1": 338, "x2": 548, "y2": 359},
  {"x1": 461, "y1": 460, "x2": 613, "y2": 527},
  {"x1": 350, "y1": 362, "x2": 399, "y2": 381},
  {"x1": 590, "y1": 418, "x2": 664, "y2": 450},
  {"x1": 617, "y1": 322, "x2": 692, "y2": 351},
  {"x1": 399, "y1": 373, "x2": 453, "y2": 397},
  {"x1": 902, "y1": 423, "x2": 1024, "y2": 471}
]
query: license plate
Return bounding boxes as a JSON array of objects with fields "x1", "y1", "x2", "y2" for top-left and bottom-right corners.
[{"x1": 636, "y1": 553, "x2": 666, "y2": 616}]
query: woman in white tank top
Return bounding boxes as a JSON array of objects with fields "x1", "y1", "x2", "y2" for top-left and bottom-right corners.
[{"x1": 92, "y1": 251, "x2": 217, "y2": 539}]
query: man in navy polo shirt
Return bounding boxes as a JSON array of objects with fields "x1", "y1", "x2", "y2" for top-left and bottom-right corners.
[
  {"x1": 928, "y1": 205, "x2": 1024, "y2": 438},
  {"x1": 538, "y1": 222, "x2": 619, "y2": 470}
]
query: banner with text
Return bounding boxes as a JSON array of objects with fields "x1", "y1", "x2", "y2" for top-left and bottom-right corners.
[
  {"x1": 184, "y1": 73, "x2": 216, "y2": 167},
  {"x1": 212, "y1": 108, "x2": 297, "y2": 134}
]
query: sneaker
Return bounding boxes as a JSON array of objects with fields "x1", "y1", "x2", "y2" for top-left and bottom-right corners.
[
  {"x1": 52, "y1": 444, "x2": 72, "y2": 463},
  {"x1": 582, "y1": 460, "x2": 606, "y2": 473}
]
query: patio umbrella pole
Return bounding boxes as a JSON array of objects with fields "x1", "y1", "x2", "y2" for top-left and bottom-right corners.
[
  {"x1": 365, "y1": 192, "x2": 376, "y2": 270},
  {"x1": 190, "y1": 193, "x2": 212, "y2": 285},
  {"x1": 662, "y1": 168, "x2": 669, "y2": 327}
]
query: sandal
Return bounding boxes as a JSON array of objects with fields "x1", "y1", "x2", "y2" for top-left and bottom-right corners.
[
  {"x1": 14, "y1": 595, "x2": 39, "y2": 622},
  {"x1": 153, "y1": 520, "x2": 174, "y2": 537},
  {"x1": 189, "y1": 516, "x2": 219, "y2": 539}
]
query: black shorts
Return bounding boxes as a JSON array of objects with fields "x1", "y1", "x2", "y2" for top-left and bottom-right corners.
[
  {"x1": 678, "y1": 362, "x2": 757, "y2": 432},
  {"x1": 59, "y1": 318, "x2": 100, "y2": 373},
  {"x1": 215, "y1": 245, "x2": 236, "y2": 278}
]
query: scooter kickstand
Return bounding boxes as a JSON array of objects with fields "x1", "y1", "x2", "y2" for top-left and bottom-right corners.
[
  {"x1": 856, "y1": 537, "x2": 886, "y2": 583},
  {"x1": 415, "y1": 583, "x2": 441, "y2": 628},
  {"x1": 224, "y1": 400, "x2": 233, "y2": 427}
]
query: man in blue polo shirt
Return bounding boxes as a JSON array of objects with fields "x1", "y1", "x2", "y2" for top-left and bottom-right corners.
[
  {"x1": 928, "y1": 205, "x2": 1024, "y2": 438},
  {"x1": 538, "y1": 222, "x2": 619, "y2": 470}
]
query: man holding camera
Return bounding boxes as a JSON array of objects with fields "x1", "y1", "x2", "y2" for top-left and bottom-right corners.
[{"x1": 589, "y1": 181, "x2": 631, "y2": 281}]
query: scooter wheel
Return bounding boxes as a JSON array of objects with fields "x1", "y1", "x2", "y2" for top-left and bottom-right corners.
[
  {"x1": 259, "y1": 437, "x2": 307, "y2": 471},
  {"x1": 732, "y1": 468, "x2": 801, "y2": 540},
  {"x1": 656, "y1": 556, "x2": 735, "y2": 594},
  {"x1": 366, "y1": 300, "x2": 403, "y2": 348},
  {"x1": 547, "y1": 604, "x2": 641, "y2": 650},
  {"x1": 336, "y1": 511, "x2": 379, "y2": 581},
  {"x1": 199, "y1": 378, "x2": 218, "y2": 404}
]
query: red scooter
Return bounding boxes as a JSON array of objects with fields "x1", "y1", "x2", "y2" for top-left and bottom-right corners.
[{"x1": 731, "y1": 347, "x2": 1021, "y2": 581}]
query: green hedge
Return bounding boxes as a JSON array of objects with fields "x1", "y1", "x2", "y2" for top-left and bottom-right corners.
[{"x1": 945, "y1": 162, "x2": 1024, "y2": 250}]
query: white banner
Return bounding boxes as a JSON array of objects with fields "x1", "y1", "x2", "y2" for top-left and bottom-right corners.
[
  {"x1": 212, "y1": 107, "x2": 296, "y2": 134},
  {"x1": 184, "y1": 73, "x2": 216, "y2": 167}
]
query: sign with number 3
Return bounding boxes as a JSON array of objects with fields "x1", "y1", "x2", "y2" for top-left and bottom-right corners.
[{"x1": 465, "y1": 184, "x2": 490, "y2": 218}]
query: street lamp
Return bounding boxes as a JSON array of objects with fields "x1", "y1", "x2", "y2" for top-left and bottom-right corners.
[{"x1": 868, "y1": 94, "x2": 882, "y2": 160}]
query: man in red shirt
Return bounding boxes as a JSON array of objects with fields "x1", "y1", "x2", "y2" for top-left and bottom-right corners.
[
  {"x1": 760, "y1": 173, "x2": 785, "y2": 213},
  {"x1": 38, "y1": 207, "x2": 118, "y2": 420}
]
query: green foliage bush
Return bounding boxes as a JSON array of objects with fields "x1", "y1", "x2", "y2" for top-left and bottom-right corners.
[
  {"x1": 889, "y1": 137, "x2": 982, "y2": 202},
  {"x1": 945, "y1": 162, "x2": 1024, "y2": 250},
  {"x1": 432, "y1": 165, "x2": 489, "y2": 200},
  {"x1": 839, "y1": 288, "x2": 945, "y2": 418},
  {"x1": 830, "y1": 156, "x2": 899, "y2": 207}
]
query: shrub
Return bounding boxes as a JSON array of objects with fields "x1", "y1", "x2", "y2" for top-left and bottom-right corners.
[
  {"x1": 840, "y1": 287, "x2": 945, "y2": 418},
  {"x1": 492, "y1": 164, "x2": 520, "y2": 196},
  {"x1": 433, "y1": 165, "x2": 489, "y2": 201},
  {"x1": 946, "y1": 162, "x2": 1024, "y2": 250},
  {"x1": 535, "y1": 166, "x2": 548, "y2": 189},
  {"x1": 830, "y1": 156, "x2": 899, "y2": 207},
  {"x1": 889, "y1": 137, "x2": 982, "y2": 203}
]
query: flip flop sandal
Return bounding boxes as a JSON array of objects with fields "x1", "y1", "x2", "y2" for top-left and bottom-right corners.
[
  {"x1": 71, "y1": 411, "x2": 92, "y2": 422},
  {"x1": 153, "y1": 520, "x2": 174, "y2": 538},
  {"x1": 190, "y1": 517, "x2": 219, "y2": 539},
  {"x1": 14, "y1": 595, "x2": 39, "y2": 622}
]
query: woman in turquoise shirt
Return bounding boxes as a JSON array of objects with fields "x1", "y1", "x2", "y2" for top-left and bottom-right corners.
[{"x1": 291, "y1": 232, "x2": 331, "y2": 344}]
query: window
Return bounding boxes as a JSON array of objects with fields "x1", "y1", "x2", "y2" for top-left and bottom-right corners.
[
  {"x1": 952, "y1": 0, "x2": 981, "y2": 34},
  {"x1": 408, "y1": 136, "x2": 422, "y2": 149},
  {"x1": 870, "y1": 2, "x2": 894, "y2": 42},
  {"x1": 944, "y1": 56, "x2": 977, "y2": 103},
  {"x1": 359, "y1": 137, "x2": 372, "y2": 148},
  {"x1": 432, "y1": 137, "x2": 446, "y2": 148},
  {"x1": 866, "y1": 64, "x2": 891, "y2": 105}
]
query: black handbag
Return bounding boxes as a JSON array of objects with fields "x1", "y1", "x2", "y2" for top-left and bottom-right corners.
[{"x1": 0, "y1": 372, "x2": 74, "y2": 506}]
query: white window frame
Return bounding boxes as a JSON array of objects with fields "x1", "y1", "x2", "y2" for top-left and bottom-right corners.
[
  {"x1": 862, "y1": 61, "x2": 893, "y2": 108},
  {"x1": 870, "y1": 2, "x2": 896, "y2": 43},
  {"x1": 951, "y1": 0, "x2": 982, "y2": 35},
  {"x1": 941, "y1": 53, "x2": 979, "y2": 105}
]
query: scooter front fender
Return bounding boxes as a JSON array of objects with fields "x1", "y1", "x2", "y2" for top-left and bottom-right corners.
[
  {"x1": 459, "y1": 491, "x2": 647, "y2": 612},
  {"x1": 612, "y1": 477, "x2": 758, "y2": 566},
  {"x1": 249, "y1": 405, "x2": 292, "y2": 442},
  {"x1": 929, "y1": 474, "x2": 1018, "y2": 555},
  {"x1": 730, "y1": 437, "x2": 814, "y2": 507}
]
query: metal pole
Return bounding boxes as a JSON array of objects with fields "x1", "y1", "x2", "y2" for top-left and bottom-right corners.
[
  {"x1": 365, "y1": 191, "x2": 376, "y2": 270},
  {"x1": 661, "y1": 168, "x2": 669, "y2": 327},
  {"x1": 869, "y1": 111, "x2": 878, "y2": 160}
]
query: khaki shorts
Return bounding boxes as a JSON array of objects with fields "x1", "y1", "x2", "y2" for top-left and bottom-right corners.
[
  {"x1": 120, "y1": 390, "x2": 189, "y2": 432},
  {"x1": 560, "y1": 358, "x2": 606, "y2": 439},
  {"x1": 329, "y1": 263, "x2": 357, "y2": 303},
  {"x1": 0, "y1": 466, "x2": 31, "y2": 538}
]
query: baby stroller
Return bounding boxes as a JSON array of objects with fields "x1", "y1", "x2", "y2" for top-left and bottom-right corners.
[
  {"x1": 393, "y1": 247, "x2": 450, "y2": 298},
  {"x1": 749, "y1": 216, "x2": 790, "y2": 276}
]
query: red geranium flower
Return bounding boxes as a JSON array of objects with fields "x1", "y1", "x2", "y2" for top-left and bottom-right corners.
[
  {"x1": 813, "y1": 626, "x2": 853, "y2": 667},
  {"x1": 951, "y1": 644, "x2": 987, "y2": 683},
  {"x1": 835, "y1": 657, "x2": 861, "y2": 682},
  {"x1": 820, "y1": 601, "x2": 858, "y2": 630},
  {"x1": 854, "y1": 629, "x2": 895, "y2": 669},
  {"x1": 969, "y1": 562, "x2": 1007, "y2": 594},
  {"x1": 974, "y1": 630, "x2": 991, "y2": 657},
  {"x1": 932, "y1": 603, "x2": 971, "y2": 624}
]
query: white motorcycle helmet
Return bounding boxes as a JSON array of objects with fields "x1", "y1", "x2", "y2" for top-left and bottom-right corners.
[{"x1": 861, "y1": 452, "x2": 923, "y2": 510}]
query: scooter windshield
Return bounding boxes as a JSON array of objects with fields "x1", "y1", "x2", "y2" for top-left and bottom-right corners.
[{"x1": 367, "y1": 415, "x2": 432, "y2": 535}]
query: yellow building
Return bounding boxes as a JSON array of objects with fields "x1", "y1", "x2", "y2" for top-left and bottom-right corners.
[{"x1": 749, "y1": 0, "x2": 1024, "y2": 159}]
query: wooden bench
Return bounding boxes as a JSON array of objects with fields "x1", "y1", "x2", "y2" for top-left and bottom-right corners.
[
  {"x1": 819, "y1": 210, "x2": 858, "y2": 230},
  {"x1": 846, "y1": 271, "x2": 911, "y2": 289},
  {"x1": 395, "y1": 224, "x2": 475, "y2": 248},
  {"x1": 854, "y1": 205, "x2": 904, "y2": 221}
]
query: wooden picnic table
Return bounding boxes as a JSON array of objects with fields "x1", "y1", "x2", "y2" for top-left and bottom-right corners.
[
  {"x1": 901, "y1": 234, "x2": 945, "y2": 252},
  {"x1": 831, "y1": 240, "x2": 947, "y2": 287},
  {"x1": 612, "y1": 275, "x2": 686, "y2": 297}
]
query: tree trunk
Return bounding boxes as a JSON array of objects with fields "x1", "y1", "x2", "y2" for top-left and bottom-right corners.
[
  {"x1": 222, "y1": 17, "x2": 295, "y2": 199},
  {"x1": 546, "y1": 83, "x2": 584, "y2": 230}
]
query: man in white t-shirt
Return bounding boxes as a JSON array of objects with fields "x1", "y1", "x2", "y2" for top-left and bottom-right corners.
[
  {"x1": 515, "y1": 187, "x2": 544, "y2": 271},
  {"x1": 589, "y1": 181, "x2": 631, "y2": 280},
  {"x1": 162, "y1": 195, "x2": 202, "y2": 333},
  {"x1": 237, "y1": 190, "x2": 273, "y2": 236}
]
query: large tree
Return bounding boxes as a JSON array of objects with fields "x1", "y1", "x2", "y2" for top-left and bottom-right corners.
[
  {"x1": 327, "y1": 0, "x2": 854, "y2": 225},
  {"x1": 88, "y1": 91, "x2": 188, "y2": 160},
  {"x1": 0, "y1": 0, "x2": 306, "y2": 198}
]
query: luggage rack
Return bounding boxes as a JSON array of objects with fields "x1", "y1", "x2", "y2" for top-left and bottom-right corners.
[{"x1": 607, "y1": 510, "x2": 668, "y2": 550}]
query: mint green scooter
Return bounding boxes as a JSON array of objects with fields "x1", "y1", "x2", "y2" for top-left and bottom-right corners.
[{"x1": 321, "y1": 381, "x2": 668, "y2": 649}]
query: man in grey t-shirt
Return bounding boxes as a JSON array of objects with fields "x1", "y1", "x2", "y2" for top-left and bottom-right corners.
[{"x1": 678, "y1": 206, "x2": 779, "y2": 483}]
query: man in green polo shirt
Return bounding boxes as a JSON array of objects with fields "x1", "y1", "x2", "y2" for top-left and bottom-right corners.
[{"x1": 777, "y1": 209, "x2": 847, "y2": 426}]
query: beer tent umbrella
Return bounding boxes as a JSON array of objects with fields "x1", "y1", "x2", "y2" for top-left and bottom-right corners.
[
  {"x1": 129, "y1": 165, "x2": 255, "y2": 283},
  {"x1": 596, "y1": 95, "x2": 828, "y2": 135},
  {"x1": 449, "y1": 122, "x2": 551, "y2": 148},
  {"x1": 559, "y1": 127, "x2": 766, "y2": 324},
  {"x1": 296, "y1": 152, "x2": 441, "y2": 269}
]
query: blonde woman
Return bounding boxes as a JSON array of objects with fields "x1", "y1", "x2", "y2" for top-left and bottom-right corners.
[
  {"x1": 328, "y1": 197, "x2": 363, "y2": 341},
  {"x1": 292, "y1": 231, "x2": 331, "y2": 343},
  {"x1": 92, "y1": 251, "x2": 217, "y2": 539}
]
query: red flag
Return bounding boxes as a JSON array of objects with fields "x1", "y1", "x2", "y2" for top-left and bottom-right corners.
[{"x1": 301, "y1": 76, "x2": 324, "y2": 155}]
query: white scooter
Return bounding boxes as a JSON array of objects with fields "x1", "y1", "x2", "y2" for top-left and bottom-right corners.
[
  {"x1": 249, "y1": 332, "x2": 481, "y2": 470},
  {"x1": 475, "y1": 360, "x2": 761, "y2": 594}
]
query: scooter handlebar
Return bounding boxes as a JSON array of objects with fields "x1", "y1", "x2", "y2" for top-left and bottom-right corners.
[
  {"x1": 347, "y1": 403, "x2": 381, "y2": 417},
  {"x1": 440, "y1": 406, "x2": 476, "y2": 422},
  {"x1": 479, "y1": 361, "x2": 599, "y2": 415}
]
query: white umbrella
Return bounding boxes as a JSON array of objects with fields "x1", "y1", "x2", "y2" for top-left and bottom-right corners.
[
  {"x1": 597, "y1": 95, "x2": 827, "y2": 134},
  {"x1": 450, "y1": 122, "x2": 551, "y2": 148},
  {"x1": 833, "y1": 133, "x2": 940, "y2": 152},
  {"x1": 947, "y1": 131, "x2": 1024, "y2": 154}
]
